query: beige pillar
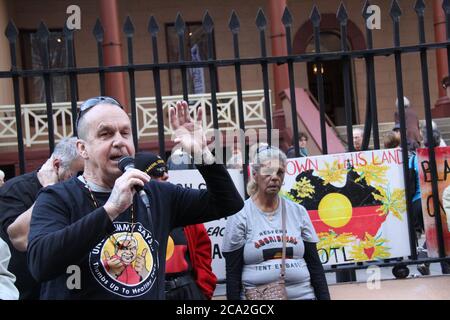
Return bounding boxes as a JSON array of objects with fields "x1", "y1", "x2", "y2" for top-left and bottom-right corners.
[{"x1": 0, "y1": 0, "x2": 14, "y2": 105}]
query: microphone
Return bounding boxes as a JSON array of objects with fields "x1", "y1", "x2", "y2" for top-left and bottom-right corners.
[{"x1": 118, "y1": 156, "x2": 151, "y2": 208}]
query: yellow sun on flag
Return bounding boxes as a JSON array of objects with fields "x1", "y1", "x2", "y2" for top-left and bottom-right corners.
[
  {"x1": 166, "y1": 235, "x2": 174, "y2": 261},
  {"x1": 318, "y1": 193, "x2": 353, "y2": 228}
]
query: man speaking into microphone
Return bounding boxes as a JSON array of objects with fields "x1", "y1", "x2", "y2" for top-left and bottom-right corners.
[{"x1": 27, "y1": 97, "x2": 244, "y2": 299}]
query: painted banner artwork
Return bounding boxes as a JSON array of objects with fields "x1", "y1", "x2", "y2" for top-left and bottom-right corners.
[
  {"x1": 281, "y1": 148, "x2": 411, "y2": 265},
  {"x1": 417, "y1": 147, "x2": 450, "y2": 257}
]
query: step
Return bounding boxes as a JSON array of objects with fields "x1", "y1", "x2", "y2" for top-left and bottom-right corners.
[{"x1": 335, "y1": 118, "x2": 450, "y2": 147}]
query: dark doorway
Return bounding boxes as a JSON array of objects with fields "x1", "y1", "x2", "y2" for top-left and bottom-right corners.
[{"x1": 306, "y1": 32, "x2": 358, "y2": 126}]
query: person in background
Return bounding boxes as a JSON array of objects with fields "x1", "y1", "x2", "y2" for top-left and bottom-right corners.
[
  {"x1": 167, "y1": 147, "x2": 194, "y2": 170},
  {"x1": 0, "y1": 137, "x2": 83, "y2": 299},
  {"x1": 227, "y1": 143, "x2": 244, "y2": 169},
  {"x1": 0, "y1": 238, "x2": 19, "y2": 300},
  {"x1": 135, "y1": 151, "x2": 217, "y2": 299},
  {"x1": 393, "y1": 96, "x2": 421, "y2": 147},
  {"x1": 0, "y1": 170, "x2": 5, "y2": 187},
  {"x1": 287, "y1": 132, "x2": 309, "y2": 158},
  {"x1": 383, "y1": 131, "x2": 401, "y2": 149},
  {"x1": 222, "y1": 145, "x2": 330, "y2": 300},
  {"x1": 444, "y1": 185, "x2": 450, "y2": 222},
  {"x1": 420, "y1": 120, "x2": 447, "y2": 147},
  {"x1": 352, "y1": 128, "x2": 364, "y2": 151}
]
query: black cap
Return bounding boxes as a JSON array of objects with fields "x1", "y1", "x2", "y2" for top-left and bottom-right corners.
[{"x1": 135, "y1": 152, "x2": 167, "y2": 178}]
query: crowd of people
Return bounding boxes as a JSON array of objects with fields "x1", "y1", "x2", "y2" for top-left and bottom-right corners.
[{"x1": 1, "y1": 93, "x2": 448, "y2": 300}]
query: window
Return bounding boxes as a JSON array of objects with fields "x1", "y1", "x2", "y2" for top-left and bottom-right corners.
[
  {"x1": 165, "y1": 22, "x2": 217, "y2": 95},
  {"x1": 20, "y1": 29, "x2": 72, "y2": 103}
]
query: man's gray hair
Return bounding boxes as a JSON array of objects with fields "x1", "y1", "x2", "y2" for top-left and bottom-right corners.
[{"x1": 51, "y1": 137, "x2": 79, "y2": 169}]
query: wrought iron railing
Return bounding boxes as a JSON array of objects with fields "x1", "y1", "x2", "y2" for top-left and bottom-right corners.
[
  {"x1": 0, "y1": 90, "x2": 268, "y2": 147},
  {"x1": 1, "y1": 0, "x2": 449, "y2": 278}
]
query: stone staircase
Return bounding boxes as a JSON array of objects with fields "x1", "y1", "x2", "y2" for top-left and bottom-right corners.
[{"x1": 335, "y1": 117, "x2": 450, "y2": 148}]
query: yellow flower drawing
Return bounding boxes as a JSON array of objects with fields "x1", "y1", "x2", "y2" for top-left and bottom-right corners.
[
  {"x1": 317, "y1": 231, "x2": 355, "y2": 259},
  {"x1": 316, "y1": 160, "x2": 347, "y2": 186},
  {"x1": 350, "y1": 232, "x2": 390, "y2": 261},
  {"x1": 279, "y1": 190, "x2": 299, "y2": 203},
  {"x1": 292, "y1": 177, "x2": 315, "y2": 199},
  {"x1": 354, "y1": 160, "x2": 389, "y2": 186},
  {"x1": 372, "y1": 186, "x2": 406, "y2": 220}
]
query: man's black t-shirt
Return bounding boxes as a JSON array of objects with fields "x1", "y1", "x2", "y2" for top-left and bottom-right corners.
[
  {"x1": 28, "y1": 164, "x2": 243, "y2": 299},
  {"x1": 0, "y1": 171, "x2": 42, "y2": 299}
]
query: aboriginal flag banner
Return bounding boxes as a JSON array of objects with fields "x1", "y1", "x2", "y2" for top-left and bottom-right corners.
[{"x1": 281, "y1": 148, "x2": 411, "y2": 265}]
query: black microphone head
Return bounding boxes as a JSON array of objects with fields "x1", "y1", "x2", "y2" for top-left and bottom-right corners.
[{"x1": 118, "y1": 156, "x2": 135, "y2": 172}]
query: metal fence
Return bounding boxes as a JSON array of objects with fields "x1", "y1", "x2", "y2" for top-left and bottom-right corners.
[{"x1": 1, "y1": 0, "x2": 450, "y2": 277}]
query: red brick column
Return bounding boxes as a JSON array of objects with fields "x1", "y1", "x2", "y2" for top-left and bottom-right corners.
[
  {"x1": 433, "y1": 0, "x2": 450, "y2": 117},
  {"x1": 99, "y1": 0, "x2": 127, "y2": 108}
]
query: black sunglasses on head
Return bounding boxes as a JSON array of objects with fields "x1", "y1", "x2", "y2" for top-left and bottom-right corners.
[{"x1": 76, "y1": 96, "x2": 124, "y2": 131}]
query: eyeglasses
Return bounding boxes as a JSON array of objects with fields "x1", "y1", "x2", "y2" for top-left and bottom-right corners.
[
  {"x1": 151, "y1": 165, "x2": 168, "y2": 178},
  {"x1": 76, "y1": 96, "x2": 123, "y2": 131}
]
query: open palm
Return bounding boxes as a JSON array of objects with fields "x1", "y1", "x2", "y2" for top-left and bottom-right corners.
[{"x1": 170, "y1": 100, "x2": 206, "y2": 157}]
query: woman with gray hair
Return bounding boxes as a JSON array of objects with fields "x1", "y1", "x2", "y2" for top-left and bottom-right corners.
[{"x1": 222, "y1": 145, "x2": 329, "y2": 300}]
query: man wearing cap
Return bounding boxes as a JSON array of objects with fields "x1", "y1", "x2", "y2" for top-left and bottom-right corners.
[
  {"x1": 27, "y1": 97, "x2": 243, "y2": 299},
  {"x1": 135, "y1": 151, "x2": 217, "y2": 300}
]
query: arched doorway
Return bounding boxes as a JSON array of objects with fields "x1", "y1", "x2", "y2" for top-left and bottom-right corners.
[
  {"x1": 294, "y1": 14, "x2": 366, "y2": 126},
  {"x1": 305, "y1": 32, "x2": 357, "y2": 126}
]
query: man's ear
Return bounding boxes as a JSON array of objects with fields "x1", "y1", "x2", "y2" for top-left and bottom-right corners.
[
  {"x1": 77, "y1": 139, "x2": 88, "y2": 159},
  {"x1": 52, "y1": 157, "x2": 61, "y2": 171}
]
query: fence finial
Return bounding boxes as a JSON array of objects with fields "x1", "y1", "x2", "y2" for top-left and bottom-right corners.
[
  {"x1": 202, "y1": 11, "x2": 214, "y2": 33},
  {"x1": 228, "y1": 10, "x2": 240, "y2": 34},
  {"x1": 123, "y1": 16, "x2": 135, "y2": 37},
  {"x1": 390, "y1": 0, "x2": 402, "y2": 21},
  {"x1": 5, "y1": 20, "x2": 18, "y2": 43},
  {"x1": 362, "y1": 0, "x2": 371, "y2": 18},
  {"x1": 310, "y1": 5, "x2": 321, "y2": 27},
  {"x1": 336, "y1": 2, "x2": 348, "y2": 25},
  {"x1": 148, "y1": 16, "x2": 159, "y2": 35},
  {"x1": 414, "y1": 0, "x2": 425, "y2": 15},
  {"x1": 282, "y1": 7, "x2": 293, "y2": 27},
  {"x1": 93, "y1": 18, "x2": 104, "y2": 42},
  {"x1": 255, "y1": 8, "x2": 267, "y2": 30},
  {"x1": 175, "y1": 12, "x2": 186, "y2": 36}
]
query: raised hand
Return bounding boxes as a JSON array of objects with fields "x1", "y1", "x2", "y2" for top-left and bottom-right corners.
[
  {"x1": 169, "y1": 100, "x2": 208, "y2": 161},
  {"x1": 38, "y1": 158, "x2": 60, "y2": 187}
]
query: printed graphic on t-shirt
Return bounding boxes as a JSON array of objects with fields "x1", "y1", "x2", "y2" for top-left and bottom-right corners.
[
  {"x1": 262, "y1": 247, "x2": 294, "y2": 261},
  {"x1": 89, "y1": 222, "x2": 158, "y2": 298}
]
